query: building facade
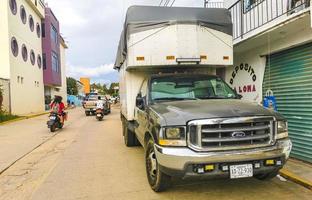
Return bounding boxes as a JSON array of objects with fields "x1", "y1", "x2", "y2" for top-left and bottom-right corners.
[
  {"x1": 212, "y1": 0, "x2": 312, "y2": 162},
  {"x1": 0, "y1": 0, "x2": 45, "y2": 115},
  {"x1": 80, "y1": 77, "x2": 91, "y2": 94},
  {"x1": 42, "y1": 7, "x2": 64, "y2": 110},
  {"x1": 0, "y1": 0, "x2": 68, "y2": 114}
]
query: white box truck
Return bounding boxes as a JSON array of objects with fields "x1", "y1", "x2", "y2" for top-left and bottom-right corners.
[{"x1": 115, "y1": 6, "x2": 292, "y2": 192}]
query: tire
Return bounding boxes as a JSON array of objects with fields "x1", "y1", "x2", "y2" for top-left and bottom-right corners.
[
  {"x1": 50, "y1": 124, "x2": 56, "y2": 132},
  {"x1": 145, "y1": 138, "x2": 171, "y2": 192},
  {"x1": 85, "y1": 112, "x2": 90, "y2": 116},
  {"x1": 255, "y1": 169, "x2": 279, "y2": 180},
  {"x1": 122, "y1": 119, "x2": 138, "y2": 147},
  {"x1": 59, "y1": 123, "x2": 63, "y2": 129}
]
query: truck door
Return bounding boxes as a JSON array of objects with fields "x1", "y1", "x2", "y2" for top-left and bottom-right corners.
[{"x1": 135, "y1": 79, "x2": 148, "y2": 143}]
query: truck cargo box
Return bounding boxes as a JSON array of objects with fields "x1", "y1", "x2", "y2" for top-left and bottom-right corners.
[
  {"x1": 115, "y1": 6, "x2": 233, "y2": 121},
  {"x1": 115, "y1": 6, "x2": 233, "y2": 70}
]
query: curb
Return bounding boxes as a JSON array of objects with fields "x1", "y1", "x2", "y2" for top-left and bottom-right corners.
[
  {"x1": 0, "y1": 112, "x2": 49, "y2": 126},
  {"x1": 279, "y1": 168, "x2": 312, "y2": 190}
]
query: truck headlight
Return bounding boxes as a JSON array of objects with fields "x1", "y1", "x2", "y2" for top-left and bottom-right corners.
[
  {"x1": 159, "y1": 127, "x2": 186, "y2": 147},
  {"x1": 277, "y1": 121, "x2": 288, "y2": 139}
]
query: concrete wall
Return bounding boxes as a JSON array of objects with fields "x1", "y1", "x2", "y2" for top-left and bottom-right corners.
[
  {"x1": 8, "y1": 0, "x2": 45, "y2": 115},
  {"x1": 225, "y1": 14, "x2": 312, "y2": 103}
]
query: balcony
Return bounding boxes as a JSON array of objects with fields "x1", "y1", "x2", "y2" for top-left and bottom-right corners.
[
  {"x1": 204, "y1": 1, "x2": 225, "y2": 8},
  {"x1": 228, "y1": 0, "x2": 311, "y2": 42}
]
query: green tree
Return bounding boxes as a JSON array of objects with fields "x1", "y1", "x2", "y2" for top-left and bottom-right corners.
[
  {"x1": 67, "y1": 77, "x2": 78, "y2": 95},
  {"x1": 109, "y1": 82, "x2": 119, "y2": 96}
]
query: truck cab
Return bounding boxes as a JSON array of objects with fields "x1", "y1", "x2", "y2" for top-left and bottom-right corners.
[{"x1": 125, "y1": 73, "x2": 291, "y2": 191}]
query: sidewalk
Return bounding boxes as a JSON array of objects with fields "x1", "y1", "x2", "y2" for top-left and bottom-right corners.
[{"x1": 280, "y1": 158, "x2": 312, "y2": 190}]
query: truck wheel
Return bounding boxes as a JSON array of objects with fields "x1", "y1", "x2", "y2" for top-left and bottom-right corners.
[
  {"x1": 122, "y1": 120, "x2": 136, "y2": 147},
  {"x1": 85, "y1": 112, "x2": 90, "y2": 116},
  {"x1": 145, "y1": 138, "x2": 171, "y2": 192},
  {"x1": 255, "y1": 169, "x2": 279, "y2": 180}
]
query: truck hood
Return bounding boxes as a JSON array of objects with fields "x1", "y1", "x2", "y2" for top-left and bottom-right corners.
[{"x1": 150, "y1": 99, "x2": 284, "y2": 126}]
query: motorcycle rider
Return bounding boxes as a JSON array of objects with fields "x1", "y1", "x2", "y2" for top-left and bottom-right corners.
[
  {"x1": 50, "y1": 96, "x2": 66, "y2": 124},
  {"x1": 96, "y1": 96, "x2": 104, "y2": 111}
]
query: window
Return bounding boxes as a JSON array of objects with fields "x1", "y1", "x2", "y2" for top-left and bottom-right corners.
[
  {"x1": 30, "y1": 50, "x2": 35, "y2": 65},
  {"x1": 36, "y1": 23, "x2": 41, "y2": 38},
  {"x1": 29, "y1": 15, "x2": 34, "y2": 32},
  {"x1": 20, "y1": 5, "x2": 27, "y2": 24},
  {"x1": 9, "y1": 0, "x2": 17, "y2": 15},
  {"x1": 243, "y1": 0, "x2": 264, "y2": 13},
  {"x1": 151, "y1": 75, "x2": 237, "y2": 101},
  {"x1": 51, "y1": 25, "x2": 58, "y2": 45},
  {"x1": 11, "y1": 37, "x2": 19, "y2": 57},
  {"x1": 37, "y1": 54, "x2": 42, "y2": 69},
  {"x1": 41, "y1": 23, "x2": 45, "y2": 37},
  {"x1": 43, "y1": 53, "x2": 46, "y2": 69},
  {"x1": 22, "y1": 44, "x2": 28, "y2": 62},
  {"x1": 52, "y1": 52, "x2": 59, "y2": 72}
]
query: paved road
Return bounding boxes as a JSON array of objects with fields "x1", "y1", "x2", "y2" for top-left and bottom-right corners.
[{"x1": 0, "y1": 107, "x2": 311, "y2": 200}]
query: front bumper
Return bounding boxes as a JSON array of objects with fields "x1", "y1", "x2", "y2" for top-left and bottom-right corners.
[{"x1": 155, "y1": 138, "x2": 292, "y2": 178}]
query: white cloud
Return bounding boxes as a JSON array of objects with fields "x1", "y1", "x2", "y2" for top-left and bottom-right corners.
[
  {"x1": 47, "y1": 0, "x2": 204, "y2": 83},
  {"x1": 66, "y1": 63, "x2": 115, "y2": 79}
]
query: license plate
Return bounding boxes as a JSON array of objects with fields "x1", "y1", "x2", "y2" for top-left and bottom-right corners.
[
  {"x1": 50, "y1": 116, "x2": 56, "y2": 120},
  {"x1": 230, "y1": 164, "x2": 253, "y2": 179}
]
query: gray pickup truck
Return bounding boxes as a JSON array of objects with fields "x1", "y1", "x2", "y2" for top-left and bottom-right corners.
[{"x1": 122, "y1": 74, "x2": 292, "y2": 191}]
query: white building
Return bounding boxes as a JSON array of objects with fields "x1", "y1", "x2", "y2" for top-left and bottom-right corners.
[
  {"x1": 0, "y1": 0, "x2": 45, "y2": 115},
  {"x1": 206, "y1": 0, "x2": 312, "y2": 163}
]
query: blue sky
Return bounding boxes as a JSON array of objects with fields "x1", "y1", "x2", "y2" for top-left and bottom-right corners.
[{"x1": 46, "y1": 0, "x2": 204, "y2": 85}]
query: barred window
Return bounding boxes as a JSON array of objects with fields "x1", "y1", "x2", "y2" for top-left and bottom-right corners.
[{"x1": 243, "y1": 0, "x2": 264, "y2": 13}]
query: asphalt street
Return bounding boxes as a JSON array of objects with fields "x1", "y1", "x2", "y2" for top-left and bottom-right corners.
[{"x1": 0, "y1": 107, "x2": 311, "y2": 200}]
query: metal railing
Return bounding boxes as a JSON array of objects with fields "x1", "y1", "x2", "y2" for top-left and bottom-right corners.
[
  {"x1": 228, "y1": 0, "x2": 310, "y2": 40},
  {"x1": 204, "y1": 1, "x2": 224, "y2": 8}
]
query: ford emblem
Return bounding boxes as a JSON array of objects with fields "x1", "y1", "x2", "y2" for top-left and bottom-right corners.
[{"x1": 232, "y1": 131, "x2": 246, "y2": 138}]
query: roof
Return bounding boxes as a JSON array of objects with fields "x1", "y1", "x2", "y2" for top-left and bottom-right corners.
[{"x1": 114, "y1": 6, "x2": 233, "y2": 69}]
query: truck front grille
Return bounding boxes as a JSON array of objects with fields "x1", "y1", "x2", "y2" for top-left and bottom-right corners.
[{"x1": 188, "y1": 117, "x2": 276, "y2": 151}]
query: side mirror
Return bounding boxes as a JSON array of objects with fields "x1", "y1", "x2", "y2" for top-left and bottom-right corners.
[{"x1": 136, "y1": 93, "x2": 145, "y2": 110}]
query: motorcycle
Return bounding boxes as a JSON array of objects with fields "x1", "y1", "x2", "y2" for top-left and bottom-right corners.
[
  {"x1": 95, "y1": 108, "x2": 104, "y2": 121},
  {"x1": 47, "y1": 112, "x2": 63, "y2": 132}
]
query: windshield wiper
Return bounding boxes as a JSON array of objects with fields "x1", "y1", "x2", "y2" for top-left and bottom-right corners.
[{"x1": 153, "y1": 97, "x2": 197, "y2": 101}]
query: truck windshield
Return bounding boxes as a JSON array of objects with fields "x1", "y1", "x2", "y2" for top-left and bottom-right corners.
[{"x1": 151, "y1": 76, "x2": 237, "y2": 101}]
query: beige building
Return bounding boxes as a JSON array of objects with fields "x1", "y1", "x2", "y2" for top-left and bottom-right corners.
[{"x1": 0, "y1": 0, "x2": 45, "y2": 115}]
